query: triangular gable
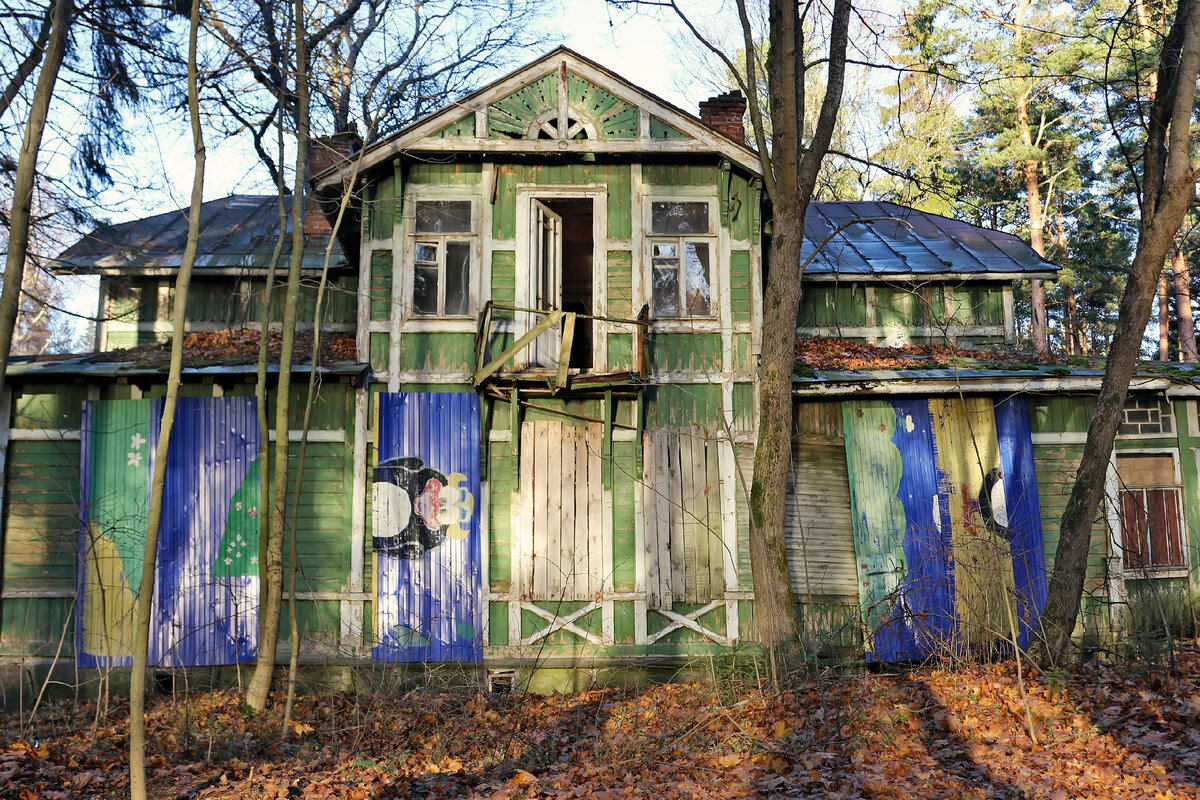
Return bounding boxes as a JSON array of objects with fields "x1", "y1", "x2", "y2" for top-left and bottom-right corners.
[{"x1": 315, "y1": 47, "x2": 762, "y2": 188}]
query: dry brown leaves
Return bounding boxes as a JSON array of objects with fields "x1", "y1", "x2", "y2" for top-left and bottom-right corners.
[
  {"x1": 2, "y1": 647, "x2": 1199, "y2": 799},
  {"x1": 795, "y1": 337, "x2": 1042, "y2": 372},
  {"x1": 98, "y1": 329, "x2": 358, "y2": 367}
]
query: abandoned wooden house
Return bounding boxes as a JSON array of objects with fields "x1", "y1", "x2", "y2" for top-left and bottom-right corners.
[{"x1": 1, "y1": 48, "x2": 1197, "y2": 687}]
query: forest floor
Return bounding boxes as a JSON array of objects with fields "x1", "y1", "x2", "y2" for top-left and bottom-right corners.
[{"x1": 2, "y1": 644, "x2": 1199, "y2": 799}]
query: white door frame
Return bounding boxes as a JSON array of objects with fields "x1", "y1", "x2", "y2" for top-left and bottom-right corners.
[{"x1": 514, "y1": 184, "x2": 609, "y2": 369}]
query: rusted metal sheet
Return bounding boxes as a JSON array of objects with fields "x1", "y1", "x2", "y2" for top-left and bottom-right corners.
[
  {"x1": 843, "y1": 396, "x2": 1045, "y2": 660},
  {"x1": 373, "y1": 393, "x2": 481, "y2": 662},
  {"x1": 78, "y1": 397, "x2": 261, "y2": 668}
]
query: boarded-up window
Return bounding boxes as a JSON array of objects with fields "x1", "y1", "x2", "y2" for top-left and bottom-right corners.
[
  {"x1": 786, "y1": 436, "x2": 856, "y2": 598},
  {"x1": 1117, "y1": 454, "x2": 1185, "y2": 570},
  {"x1": 521, "y1": 421, "x2": 605, "y2": 601},
  {"x1": 642, "y1": 428, "x2": 725, "y2": 609}
]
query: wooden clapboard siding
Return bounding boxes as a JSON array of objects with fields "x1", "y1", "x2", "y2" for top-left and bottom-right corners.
[
  {"x1": 642, "y1": 428, "x2": 725, "y2": 609},
  {"x1": 787, "y1": 434, "x2": 857, "y2": 598},
  {"x1": 521, "y1": 420, "x2": 605, "y2": 601}
]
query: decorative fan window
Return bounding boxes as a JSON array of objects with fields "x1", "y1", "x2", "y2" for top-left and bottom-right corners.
[{"x1": 528, "y1": 110, "x2": 597, "y2": 140}]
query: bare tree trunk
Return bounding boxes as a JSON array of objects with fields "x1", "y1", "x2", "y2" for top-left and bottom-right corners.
[
  {"x1": 129, "y1": 2, "x2": 204, "y2": 796},
  {"x1": 1012, "y1": 0, "x2": 1049, "y2": 358},
  {"x1": 0, "y1": 0, "x2": 70, "y2": 408},
  {"x1": 1158, "y1": 272, "x2": 1171, "y2": 359},
  {"x1": 1173, "y1": 244, "x2": 1197, "y2": 360},
  {"x1": 746, "y1": 0, "x2": 852, "y2": 661},
  {"x1": 1035, "y1": 0, "x2": 1200, "y2": 665},
  {"x1": 245, "y1": 0, "x2": 310, "y2": 712}
]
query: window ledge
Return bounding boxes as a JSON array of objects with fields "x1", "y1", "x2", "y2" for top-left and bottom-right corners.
[{"x1": 1123, "y1": 567, "x2": 1191, "y2": 580}]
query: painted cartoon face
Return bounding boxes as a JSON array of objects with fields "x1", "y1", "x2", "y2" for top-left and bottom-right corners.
[{"x1": 372, "y1": 457, "x2": 474, "y2": 559}]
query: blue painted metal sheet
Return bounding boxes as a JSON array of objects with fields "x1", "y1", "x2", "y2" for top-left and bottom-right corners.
[
  {"x1": 842, "y1": 400, "x2": 954, "y2": 661},
  {"x1": 843, "y1": 396, "x2": 1047, "y2": 661},
  {"x1": 994, "y1": 396, "x2": 1047, "y2": 649},
  {"x1": 373, "y1": 392, "x2": 481, "y2": 662},
  {"x1": 78, "y1": 397, "x2": 260, "y2": 668}
]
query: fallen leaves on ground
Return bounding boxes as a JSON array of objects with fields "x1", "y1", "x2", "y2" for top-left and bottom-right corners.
[{"x1": 3, "y1": 647, "x2": 1200, "y2": 799}]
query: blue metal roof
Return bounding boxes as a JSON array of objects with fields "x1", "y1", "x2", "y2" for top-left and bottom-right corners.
[
  {"x1": 801, "y1": 202, "x2": 1058, "y2": 280},
  {"x1": 53, "y1": 194, "x2": 345, "y2": 274}
]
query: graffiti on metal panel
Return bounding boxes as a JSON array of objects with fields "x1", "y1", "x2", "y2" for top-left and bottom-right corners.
[{"x1": 372, "y1": 457, "x2": 474, "y2": 559}]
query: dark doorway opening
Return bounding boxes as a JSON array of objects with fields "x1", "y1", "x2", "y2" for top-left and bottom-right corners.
[{"x1": 542, "y1": 198, "x2": 593, "y2": 370}]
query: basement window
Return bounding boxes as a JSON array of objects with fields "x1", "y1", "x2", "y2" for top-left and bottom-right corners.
[
  {"x1": 411, "y1": 200, "x2": 473, "y2": 317},
  {"x1": 649, "y1": 200, "x2": 715, "y2": 318},
  {"x1": 1116, "y1": 453, "x2": 1186, "y2": 573}
]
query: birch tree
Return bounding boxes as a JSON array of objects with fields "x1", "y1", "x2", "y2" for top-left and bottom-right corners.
[{"x1": 128, "y1": 0, "x2": 205, "y2": 796}]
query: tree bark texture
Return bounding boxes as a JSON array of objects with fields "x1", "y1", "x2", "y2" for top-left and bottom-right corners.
[
  {"x1": 129, "y1": 2, "x2": 205, "y2": 796},
  {"x1": 245, "y1": 0, "x2": 310, "y2": 712},
  {"x1": 748, "y1": 0, "x2": 851, "y2": 654},
  {"x1": 1036, "y1": 0, "x2": 1200, "y2": 664},
  {"x1": 1158, "y1": 272, "x2": 1171, "y2": 359}
]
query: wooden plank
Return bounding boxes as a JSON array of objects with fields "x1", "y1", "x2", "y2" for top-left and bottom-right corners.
[
  {"x1": 586, "y1": 424, "x2": 604, "y2": 598},
  {"x1": 545, "y1": 421, "x2": 563, "y2": 600},
  {"x1": 681, "y1": 428, "x2": 702, "y2": 602},
  {"x1": 705, "y1": 435, "x2": 725, "y2": 598},
  {"x1": 574, "y1": 426, "x2": 590, "y2": 599},
  {"x1": 643, "y1": 433, "x2": 660, "y2": 609},
  {"x1": 654, "y1": 430, "x2": 673, "y2": 607},
  {"x1": 530, "y1": 420, "x2": 546, "y2": 600},
  {"x1": 559, "y1": 425, "x2": 577, "y2": 598},
  {"x1": 667, "y1": 429, "x2": 686, "y2": 603}
]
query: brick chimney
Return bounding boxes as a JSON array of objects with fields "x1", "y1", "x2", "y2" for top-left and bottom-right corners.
[
  {"x1": 699, "y1": 90, "x2": 747, "y2": 143},
  {"x1": 304, "y1": 130, "x2": 362, "y2": 237}
]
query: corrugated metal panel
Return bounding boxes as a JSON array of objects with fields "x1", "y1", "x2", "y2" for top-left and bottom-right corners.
[
  {"x1": 843, "y1": 399, "x2": 954, "y2": 661},
  {"x1": 841, "y1": 396, "x2": 1047, "y2": 661},
  {"x1": 995, "y1": 396, "x2": 1047, "y2": 649},
  {"x1": 77, "y1": 397, "x2": 260, "y2": 668},
  {"x1": 54, "y1": 194, "x2": 345, "y2": 273},
  {"x1": 373, "y1": 392, "x2": 481, "y2": 662},
  {"x1": 801, "y1": 201, "x2": 1057, "y2": 278}
]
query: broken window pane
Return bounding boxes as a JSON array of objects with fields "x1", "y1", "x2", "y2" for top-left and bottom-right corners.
[
  {"x1": 415, "y1": 242, "x2": 438, "y2": 265},
  {"x1": 684, "y1": 242, "x2": 711, "y2": 315},
  {"x1": 413, "y1": 264, "x2": 438, "y2": 315},
  {"x1": 652, "y1": 267, "x2": 680, "y2": 316},
  {"x1": 444, "y1": 242, "x2": 470, "y2": 316},
  {"x1": 415, "y1": 200, "x2": 472, "y2": 233},
  {"x1": 651, "y1": 202, "x2": 708, "y2": 235}
]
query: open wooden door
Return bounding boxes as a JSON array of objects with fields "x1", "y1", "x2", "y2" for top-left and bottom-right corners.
[{"x1": 517, "y1": 200, "x2": 563, "y2": 368}]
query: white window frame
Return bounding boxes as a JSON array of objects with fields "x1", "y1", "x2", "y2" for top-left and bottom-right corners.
[
  {"x1": 405, "y1": 195, "x2": 478, "y2": 321},
  {"x1": 644, "y1": 195, "x2": 721, "y2": 326}
]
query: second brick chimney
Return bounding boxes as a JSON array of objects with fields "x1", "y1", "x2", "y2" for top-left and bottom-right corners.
[
  {"x1": 304, "y1": 130, "x2": 362, "y2": 237},
  {"x1": 699, "y1": 90, "x2": 747, "y2": 143}
]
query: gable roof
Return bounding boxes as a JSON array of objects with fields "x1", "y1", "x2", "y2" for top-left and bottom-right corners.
[
  {"x1": 799, "y1": 202, "x2": 1058, "y2": 281},
  {"x1": 53, "y1": 194, "x2": 346, "y2": 276},
  {"x1": 313, "y1": 46, "x2": 764, "y2": 190}
]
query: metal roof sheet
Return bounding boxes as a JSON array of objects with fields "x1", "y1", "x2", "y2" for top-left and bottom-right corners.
[
  {"x1": 6, "y1": 355, "x2": 368, "y2": 380},
  {"x1": 53, "y1": 194, "x2": 345, "y2": 274},
  {"x1": 800, "y1": 202, "x2": 1058, "y2": 279}
]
